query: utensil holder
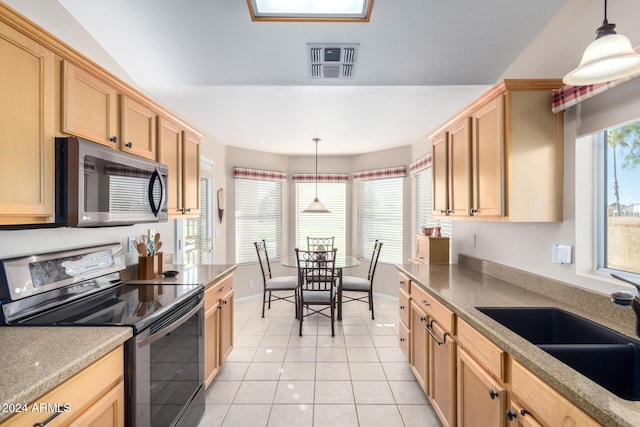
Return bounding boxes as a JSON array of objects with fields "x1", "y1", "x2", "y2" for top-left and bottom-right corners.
[{"x1": 138, "y1": 254, "x2": 160, "y2": 279}]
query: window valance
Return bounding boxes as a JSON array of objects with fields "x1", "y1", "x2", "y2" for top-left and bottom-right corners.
[
  {"x1": 292, "y1": 173, "x2": 349, "y2": 183},
  {"x1": 233, "y1": 167, "x2": 287, "y2": 182},
  {"x1": 353, "y1": 166, "x2": 407, "y2": 182},
  {"x1": 409, "y1": 155, "x2": 432, "y2": 176},
  {"x1": 552, "y1": 47, "x2": 640, "y2": 113}
]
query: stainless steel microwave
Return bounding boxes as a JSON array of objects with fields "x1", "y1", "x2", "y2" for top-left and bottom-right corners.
[{"x1": 55, "y1": 137, "x2": 168, "y2": 227}]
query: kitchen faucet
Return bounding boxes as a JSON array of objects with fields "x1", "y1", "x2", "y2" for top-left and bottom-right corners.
[{"x1": 610, "y1": 274, "x2": 640, "y2": 337}]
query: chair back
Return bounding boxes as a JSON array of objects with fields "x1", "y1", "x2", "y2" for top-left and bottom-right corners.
[
  {"x1": 254, "y1": 240, "x2": 273, "y2": 282},
  {"x1": 295, "y1": 248, "x2": 338, "y2": 292},
  {"x1": 307, "y1": 237, "x2": 335, "y2": 252},
  {"x1": 367, "y1": 240, "x2": 383, "y2": 282}
]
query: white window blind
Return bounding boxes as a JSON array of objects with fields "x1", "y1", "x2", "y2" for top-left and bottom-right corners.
[
  {"x1": 295, "y1": 183, "x2": 346, "y2": 252},
  {"x1": 235, "y1": 179, "x2": 282, "y2": 264},
  {"x1": 358, "y1": 177, "x2": 403, "y2": 263},
  {"x1": 415, "y1": 167, "x2": 452, "y2": 238}
]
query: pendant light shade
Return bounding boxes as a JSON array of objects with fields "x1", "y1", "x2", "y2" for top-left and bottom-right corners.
[
  {"x1": 303, "y1": 138, "x2": 331, "y2": 213},
  {"x1": 563, "y1": 0, "x2": 640, "y2": 86}
]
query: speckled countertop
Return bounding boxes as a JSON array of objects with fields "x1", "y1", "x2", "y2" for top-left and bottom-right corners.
[
  {"x1": 0, "y1": 326, "x2": 131, "y2": 422},
  {"x1": 124, "y1": 264, "x2": 236, "y2": 289},
  {"x1": 397, "y1": 257, "x2": 640, "y2": 427}
]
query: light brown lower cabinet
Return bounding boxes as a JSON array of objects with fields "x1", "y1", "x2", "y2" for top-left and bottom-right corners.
[
  {"x1": 410, "y1": 298, "x2": 429, "y2": 392},
  {"x1": 0, "y1": 346, "x2": 124, "y2": 427},
  {"x1": 457, "y1": 347, "x2": 506, "y2": 427},
  {"x1": 204, "y1": 274, "x2": 234, "y2": 388},
  {"x1": 429, "y1": 320, "x2": 456, "y2": 427},
  {"x1": 507, "y1": 400, "x2": 542, "y2": 427}
]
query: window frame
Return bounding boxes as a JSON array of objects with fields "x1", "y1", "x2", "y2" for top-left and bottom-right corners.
[{"x1": 295, "y1": 181, "x2": 347, "y2": 253}]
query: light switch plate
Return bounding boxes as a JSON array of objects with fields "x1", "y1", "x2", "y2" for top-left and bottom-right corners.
[
  {"x1": 127, "y1": 237, "x2": 136, "y2": 252},
  {"x1": 552, "y1": 244, "x2": 572, "y2": 264}
]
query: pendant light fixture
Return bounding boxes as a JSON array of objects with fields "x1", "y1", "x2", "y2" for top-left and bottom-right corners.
[
  {"x1": 303, "y1": 138, "x2": 331, "y2": 213},
  {"x1": 563, "y1": 0, "x2": 640, "y2": 86}
]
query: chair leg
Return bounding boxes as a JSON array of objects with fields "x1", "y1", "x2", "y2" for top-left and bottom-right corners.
[
  {"x1": 330, "y1": 299, "x2": 335, "y2": 337},
  {"x1": 268, "y1": 291, "x2": 272, "y2": 309},
  {"x1": 262, "y1": 289, "x2": 266, "y2": 318},
  {"x1": 370, "y1": 289, "x2": 374, "y2": 320}
]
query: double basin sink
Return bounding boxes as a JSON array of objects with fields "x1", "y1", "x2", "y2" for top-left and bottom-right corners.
[{"x1": 477, "y1": 307, "x2": 640, "y2": 401}]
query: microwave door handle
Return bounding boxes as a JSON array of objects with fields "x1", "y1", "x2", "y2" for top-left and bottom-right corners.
[{"x1": 148, "y1": 169, "x2": 164, "y2": 217}]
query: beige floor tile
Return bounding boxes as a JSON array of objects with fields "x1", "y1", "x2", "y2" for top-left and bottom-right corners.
[
  {"x1": 285, "y1": 347, "x2": 317, "y2": 362},
  {"x1": 279, "y1": 362, "x2": 316, "y2": 380},
  {"x1": 313, "y1": 404, "x2": 358, "y2": 427},
  {"x1": 339, "y1": 316, "x2": 366, "y2": 325},
  {"x1": 253, "y1": 346, "x2": 287, "y2": 362},
  {"x1": 316, "y1": 335, "x2": 345, "y2": 348},
  {"x1": 342, "y1": 325, "x2": 369, "y2": 336},
  {"x1": 316, "y1": 347, "x2": 348, "y2": 362},
  {"x1": 268, "y1": 404, "x2": 313, "y2": 427},
  {"x1": 197, "y1": 403, "x2": 228, "y2": 427},
  {"x1": 352, "y1": 380, "x2": 395, "y2": 404},
  {"x1": 260, "y1": 335, "x2": 291, "y2": 348},
  {"x1": 288, "y1": 335, "x2": 318, "y2": 348},
  {"x1": 349, "y1": 362, "x2": 386, "y2": 380},
  {"x1": 389, "y1": 380, "x2": 430, "y2": 404},
  {"x1": 221, "y1": 404, "x2": 271, "y2": 427},
  {"x1": 356, "y1": 404, "x2": 404, "y2": 427},
  {"x1": 377, "y1": 346, "x2": 408, "y2": 362},
  {"x1": 205, "y1": 381, "x2": 241, "y2": 404},
  {"x1": 265, "y1": 323, "x2": 295, "y2": 335},
  {"x1": 215, "y1": 362, "x2": 249, "y2": 381},
  {"x1": 273, "y1": 380, "x2": 315, "y2": 404},
  {"x1": 371, "y1": 335, "x2": 400, "y2": 347},
  {"x1": 314, "y1": 381, "x2": 354, "y2": 404},
  {"x1": 398, "y1": 404, "x2": 443, "y2": 427},
  {"x1": 381, "y1": 362, "x2": 415, "y2": 380},
  {"x1": 367, "y1": 323, "x2": 397, "y2": 336},
  {"x1": 244, "y1": 362, "x2": 283, "y2": 380},
  {"x1": 346, "y1": 347, "x2": 380, "y2": 362},
  {"x1": 224, "y1": 347, "x2": 257, "y2": 362},
  {"x1": 233, "y1": 380, "x2": 278, "y2": 404},
  {"x1": 317, "y1": 324, "x2": 343, "y2": 336},
  {"x1": 315, "y1": 362, "x2": 351, "y2": 380},
  {"x1": 233, "y1": 335, "x2": 264, "y2": 347},
  {"x1": 344, "y1": 335, "x2": 374, "y2": 348}
]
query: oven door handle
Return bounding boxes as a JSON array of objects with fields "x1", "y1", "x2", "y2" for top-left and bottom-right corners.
[{"x1": 137, "y1": 300, "x2": 203, "y2": 347}]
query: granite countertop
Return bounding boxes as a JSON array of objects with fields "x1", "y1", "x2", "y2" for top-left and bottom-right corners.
[
  {"x1": 124, "y1": 264, "x2": 236, "y2": 289},
  {"x1": 396, "y1": 260, "x2": 640, "y2": 427},
  {"x1": 0, "y1": 326, "x2": 132, "y2": 422}
]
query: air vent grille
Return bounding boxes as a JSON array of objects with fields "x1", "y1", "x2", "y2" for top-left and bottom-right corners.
[{"x1": 308, "y1": 43, "x2": 359, "y2": 79}]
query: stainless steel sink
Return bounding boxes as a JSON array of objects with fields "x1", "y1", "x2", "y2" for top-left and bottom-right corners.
[{"x1": 476, "y1": 307, "x2": 640, "y2": 400}]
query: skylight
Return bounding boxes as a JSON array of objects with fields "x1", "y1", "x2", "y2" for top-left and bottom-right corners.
[{"x1": 247, "y1": 0, "x2": 373, "y2": 22}]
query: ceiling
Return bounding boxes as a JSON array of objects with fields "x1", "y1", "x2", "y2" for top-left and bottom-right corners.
[{"x1": 12, "y1": 0, "x2": 571, "y2": 155}]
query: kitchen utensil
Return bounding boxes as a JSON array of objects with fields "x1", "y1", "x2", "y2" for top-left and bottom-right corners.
[
  {"x1": 153, "y1": 233, "x2": 161, "y2": 255},
  {"x1": 155, "y1": 241, "x2": 163, "y2": 253},
  {"x1": 136, "y1": 242, "x2": 147, "y2": 257}
]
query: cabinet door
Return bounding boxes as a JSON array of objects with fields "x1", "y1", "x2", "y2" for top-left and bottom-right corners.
[
  {"x1": 62, "y1": 60, "x2": 118, "y2": 147},
  {"x1": 0, "y1": 21, "x2": 54, "y2": 224},
  {"x1": 399, "y1": 320, "x2": 410, "y2": 362},
  {"x1": 219, "y1": 288, "x2": 234, "y2": 363},
  {"x1": 432, "y1": 132, "x2": 449, "y2": 216},
  {"x1": 182, "y1": 131, "x2": 201, "y2": 215},
  {"x1": 472, "y1": 95, "x2": 504, "y2": 217},
  {"x1": 67, "y1": 382, "x2": 125, "y2": 427},
  {"x1": 157, "y1": 116, "x2": 183, "y2": 216},
  {"x1": 508, "y1": 401, "x2": 542, "y2": 427},
  {"x1": 204, "y1": 301, "x2": 220, "y2": 388},
  {"x1": 410, "y1": 299, "x2": 429, "y2": 393},
  {"x1": 448, "y1": 117, "x2": 472, "y2": 217},
  {"x1": 121, "y1": 95, "x2": 156, "y2": 160},
  {"x1": 429, "y1": 321, "x2": 456, "y2": 427},
  {"x1": 457, "y1": 347, "x2": 506, "y2": 427}
]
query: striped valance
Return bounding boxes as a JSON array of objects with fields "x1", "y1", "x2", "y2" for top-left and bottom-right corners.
[
  {"x1": 353, "y1": 166, "x2": 407, "y2": 182},
  {"x1": 233, "y1": 167, "x2": 287, "y2": 182},
  {"x1": 409, "y1": 154, "x2": 432, "y2": 176},
  {"x1": 552, "y1": 47, "x2": 640, "y2": 113},
  {"x1": 292, "y1": 173, "x2": 349, "y2": 183}
]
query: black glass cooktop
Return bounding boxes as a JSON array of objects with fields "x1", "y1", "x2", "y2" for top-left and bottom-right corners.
[{"x1": 17, "y1": 283, "x2": 202, "y2": 333}]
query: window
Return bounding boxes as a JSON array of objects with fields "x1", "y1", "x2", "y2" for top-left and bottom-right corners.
[
  {"x1": 235, "y1": 179, "x2": 282, "y2": 264},
  {"x1": 598, "y1": 120, "x2": 640, "y2": 276},
  {"x1": 415, "y1": 167, "x2": 452, "y2": 238},
  {"x1": 358, "y1": 177, "x2": 403, "y2": 263},
  {"x1": 181, "y1": 177, "x2": 214, "y2": 265},
  {"x1": 296, "y1": 182, "x2": 346, "y2": 252}
]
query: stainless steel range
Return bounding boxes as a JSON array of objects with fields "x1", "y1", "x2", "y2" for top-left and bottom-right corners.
[{"x1": 0, "y1": 243, "x2": 205, "y2": 427}]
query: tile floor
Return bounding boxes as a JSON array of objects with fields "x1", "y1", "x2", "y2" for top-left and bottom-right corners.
[{"x1": 198, "y1": 292, "x2": 443, "y2": 427}]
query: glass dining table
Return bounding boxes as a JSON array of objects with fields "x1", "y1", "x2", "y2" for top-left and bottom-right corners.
[{"x1": 281, "y1": 254, "x2": 360, "y2": 321}]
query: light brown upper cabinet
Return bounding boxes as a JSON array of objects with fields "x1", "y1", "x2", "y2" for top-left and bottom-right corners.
[
  {"x1": 62, "y1": 60, "x2": 119, "y2": 148},
  {"x1": 0, "y1": 20, "x2": 54, "y2": 225},
  {"x1": 157, "y1": 117, "x2": 201, "y2": 217},
  {"x1": 120, "y1": 95, "x2": 156, "y2": 160},
  {"x1": 430, "y1": 80, "x2": 563, "y2": 222}
]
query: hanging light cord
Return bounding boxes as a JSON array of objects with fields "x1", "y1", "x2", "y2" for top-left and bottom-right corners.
[
  {"x1": 314, "y1": 138, "x2": 320, "y2": 198},
  {"x1": 597, "y1": 0, "x2": 616, "y2": 38}
]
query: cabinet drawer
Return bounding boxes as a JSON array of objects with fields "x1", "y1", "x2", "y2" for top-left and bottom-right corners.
[
  {"x1": 411, "y1": 284, "x2": 455, "y2": 334},
  {"x1": 399, "y1": 321, "x2": 410, "y2": 362},
  {"x1": 399, "y1": 273, "x2": 411, "y2": 294},
  {"x1": 399, "y1": 287, "x2": 410, "y2": 327},
  {"x1": 511, "y1": 360, "x2": 599, "y2": 427},
  {"x1": 457, "y1": 317, "x2": 506, "y2": 382},
  {"x1": 205, "y1": 274, "x2": 234, "y2": 311}
]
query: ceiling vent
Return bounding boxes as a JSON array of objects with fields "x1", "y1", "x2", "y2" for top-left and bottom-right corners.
[{"x1": 308, "y1": 44, "x2": 358, "y2": 79}]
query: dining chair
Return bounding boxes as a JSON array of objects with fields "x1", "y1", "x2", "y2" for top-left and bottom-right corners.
[
  {"x1": 254, "y1": 240, "x2": 298, "y2": 318},
  {"x1": 307, "y1": 237, "x2": 335, "y2": 252},
  {"x1": 295, "y1": 248, "x2": 338, "y2": 337},
  {"x1": 340, "y1": 240, "x2": 383, "y2": 319}
]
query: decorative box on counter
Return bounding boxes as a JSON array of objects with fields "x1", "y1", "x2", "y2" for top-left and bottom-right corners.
[
  {"x1": 413, "y1": 235, "x2": 449, "y2": 265},
  {"x1": 138, "y1": 253, "x2": 163, "y2": 279}
]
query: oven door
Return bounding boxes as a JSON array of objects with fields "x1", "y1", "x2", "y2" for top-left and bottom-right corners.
[{"x1": 129, "y1": 292, "x2": 204, "y2": 427}]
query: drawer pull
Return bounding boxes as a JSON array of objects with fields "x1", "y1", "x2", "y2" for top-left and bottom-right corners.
[
  {"x1": 421, "y1": 300, "x2": 430, "y2": 307},
  {"x1": 400, "y1": 337, "x2": 406, "y2": 342},
  {"x1": 400, "y1": 305, "x2": 405, "y2": 310},
  {"x1": 488, "y1": 389, "x2": 499, "y2": 400},
  {"x1": 420, "y1": 316, "x2": 426, "y2": 323},
  {"x1": 125, "y1": 141, "x2": 133, "y2": 148},
  {"x1": 109, "y1": 136, "x2": 118, "y2": 144},
  {"x1": 506, "y1": 409, "x2": 517, "y2": 421},
  {"x1": 219, "y1": 286, "x2": 226, "y2": 292},
  {"x1": 426, "y1": 320, "x2": 449, "y2": 345},
  {"x1": 33, "y1": 408, "x2": 64, "y2": 427}
]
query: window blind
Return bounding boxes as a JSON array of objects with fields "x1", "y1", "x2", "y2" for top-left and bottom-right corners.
[
  {"x1": 295, "y1": 182, "x2": 346, "y2": 253},
  {"x1": 235, "y1": 179, "x2": 282, "y2": 264},
  {"x1": 415, "y1": 167, "x2": 452, "y2": 238},
  {"x1": 358, "y1": 177, "x2": 403, "y2": 263}
]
